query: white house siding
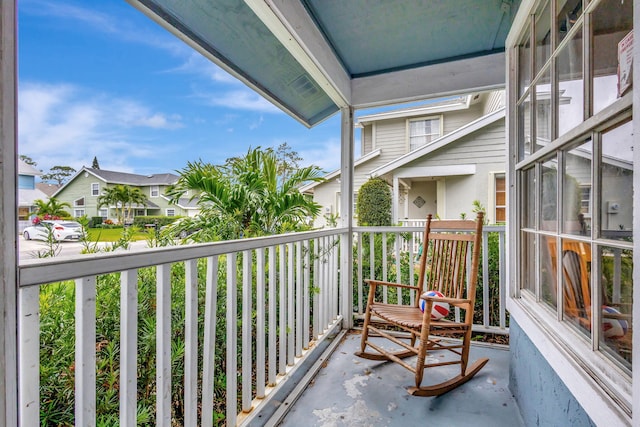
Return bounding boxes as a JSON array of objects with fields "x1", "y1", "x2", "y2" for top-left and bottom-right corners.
[
  {"x1": 441, "y1": 102, "x2": 484, "y2": 134},
  {"x1": 398, "y1": 120, "x2": 506, "y2": 220},
  {"x1": 482, "y1": 91, "x2": 506, "y2": 115},
  {"x1": 404, "y1": 180, "x2": 437, "y2": 219},
  {"x1": 362, "y1": 125, "x2": 373, "y2": 154},
  {"x1": 372, "y1": 118, "x2": 407, "y2": 159}
]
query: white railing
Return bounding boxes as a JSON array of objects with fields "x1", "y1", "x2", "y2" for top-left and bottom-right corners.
[
  {"x1": 18, "y1": 229, "x2": 345, "y2": 427},
  {"x1": 16, "y1": 224, "x2": 507, "y2": 426},
  {"x1": 353, "y1": 225, "x2": 508, "y2": 335}
]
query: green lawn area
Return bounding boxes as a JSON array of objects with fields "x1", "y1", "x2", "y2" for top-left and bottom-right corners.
[{"x1": 86, "y1": 227, "x2": 151, "y2": 242}]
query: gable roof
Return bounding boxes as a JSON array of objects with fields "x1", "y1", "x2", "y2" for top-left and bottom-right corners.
[
  {"x1": 370, "y1": 107, "x2": 505, "y2": 178},
  {"x1": 356, "y1": 96, "x2": 471, "y2": 125},
  {"x1": 18, "y1": 159, "x2": 42, "y2": 176},
  {"x1": 53, "y1": 167, "x2": 180, "y2": 198},
  {"x1": 299, "y1": 148, "x2": 382, "y2": 193}
]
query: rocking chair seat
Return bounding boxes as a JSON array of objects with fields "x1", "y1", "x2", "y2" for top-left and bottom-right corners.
[{"x1": 370, "y1": 303, "x2": 468, "y2": 332}]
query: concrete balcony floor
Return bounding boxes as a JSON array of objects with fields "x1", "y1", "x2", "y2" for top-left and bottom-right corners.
[{"x1": 280, "y1": 332, "x2": 524, "y2": 427}]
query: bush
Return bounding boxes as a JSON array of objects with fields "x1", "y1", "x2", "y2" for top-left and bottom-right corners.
[
  {"x1": 90, "y1": 217, "x2": 103, "y2": 228},
  {"x1": 132, "y1": 216, "x2": 181, "y2": 229},
  {"x1": 356, "y1": 178, "x2": 392, "y2": 226}
]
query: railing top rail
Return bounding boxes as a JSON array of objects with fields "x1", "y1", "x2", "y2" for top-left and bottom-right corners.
[
  {"x1": 354, "y1": 225, "x2": 506, "y2": 233},
  {"x1": 18, "y1": 227, "x2": 346, "y2": 287}
]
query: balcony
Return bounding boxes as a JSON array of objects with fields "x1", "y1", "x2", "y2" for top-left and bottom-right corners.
[{"x1": 17, "y1": 224, "x2": 508, "y2": 426}]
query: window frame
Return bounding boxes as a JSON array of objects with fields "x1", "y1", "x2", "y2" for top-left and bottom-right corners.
[
  {"x1": 508, "y1": 0, "x2": 634, "y2": 419},
  {"x1": 406, "y1": 115, "x2": 443, "y2": 152},
  {"x1": 91, "y1": 183, "x2": 100, "y2": 196},
  {"x1": 150, "y1": 185, "x2": 159, "y2": 198},
  {"x1": 165, "y1": 208, "x2": 176, "y2": 217}
]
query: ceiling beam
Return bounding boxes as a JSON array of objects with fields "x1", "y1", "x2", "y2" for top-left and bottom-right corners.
[
  {"x1": 244, "y1": 0, "x2": 351, "y2": 107},
  {"x1": 351, "y1": 52, "x2": 506, "y2": 109}
]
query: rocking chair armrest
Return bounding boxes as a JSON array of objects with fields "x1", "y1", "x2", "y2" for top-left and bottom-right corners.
[
  {"x1": 364, "y1": 279, "x2": 420, "y2": 291},
  {"x1": 419, "y1": 293, "x2": 471, "y2": 306}
]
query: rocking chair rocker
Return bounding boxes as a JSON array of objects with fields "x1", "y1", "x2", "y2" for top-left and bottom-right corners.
[{"x1": 356, "y1": 212, "x2": 487, "y2": 396}]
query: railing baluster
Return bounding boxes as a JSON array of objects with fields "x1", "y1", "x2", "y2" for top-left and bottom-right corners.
[
  {"x1": 201, "y1": 256, "x2": 218, "y2": 427},
  {"x1": 395, "y1": 233, "x2": 402, "y2": 304},
  {"x1": 382, "y1": 233, "x2": 388, "y2": 304},
  {"x1": 185, "y1": 260, "x2": 198, "y2": 425},
  {"x1": 409, "y1": 234, "x2": 415, "y2": 306},
  {"x1": 303, "y1": 240, "x2": 311, "y2": 349},
  {"x1": 499, "y1": 231, "x2": 506, "y2": 329},
  {"x1": 18, "y1": 286, "x2": 39, "y2": 426},
  {"x1": 75, "y1": 276, "x2": 96, "y2": 427},
  {"x1": 278, "y1": 245, "x2": 286, "y2": 374},
  {"x1": 120, "y1": 269, "x2": 138, "y2": 427},
  {"x1": 156, "y1": 264, "x2": 171, "y2": 427},
  {"x1": 268, "y1": 246, "x2": 277, "y2": 385},
  {"x1": 357, "y1": 232, "x2": 363, "y2": 314},
  {"x1": 333, "y1": 235, "x2": 339, "y2": 320},
  {"x1": 256, "y1": 248, "x2": 266, "y2": 398},
  {"x1": 295, "y1": 241, "x2": 303, "y2": 357},
  {"x1": 312, "y1": 239, "x2": 320, "y2": 340},
  {"x1": 287, "y1": 243, "x2": 295, "y2": 366},
  {"x1": 242, "y1": 250, "x2": 253, "y2": 412},
  {"x1": 226, "y1": 253, "x2": 238, "y2": 426},
  {"x1": 482, "y1": 231, "x2": 490, "y2": 329}
]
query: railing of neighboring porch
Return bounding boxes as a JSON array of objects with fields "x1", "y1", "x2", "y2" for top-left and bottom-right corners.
[{"x1": 16, "y1": 224, "x2": 507, "y2": 426}]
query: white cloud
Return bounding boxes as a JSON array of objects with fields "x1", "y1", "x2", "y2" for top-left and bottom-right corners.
[
  {"x1": 249, "y1": 115, "x2": 264, "y2": 130},
  {"x1": 18, "y1": 82, "x2": 181, "y2": 172},
  {"x1": 297, "y1": 138, "x2": 342, "y2": 172}
]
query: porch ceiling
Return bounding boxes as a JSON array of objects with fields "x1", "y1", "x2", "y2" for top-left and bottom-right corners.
[{"x1": 128, "y1": 0, "x2": 521, "y2": 127}]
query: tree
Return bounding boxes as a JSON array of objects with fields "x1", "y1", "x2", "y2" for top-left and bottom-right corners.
[
  {"x1": 19, "y1": 154, "x2": 37, "y2": 167},
  {"x1": 356, "y1": 178, "x2": 392, "y2": 226},
  {"x1": 33, "y1": 197, "x2": 71, "y2": 218},
  {"x1": 97, "y1": 185, "x2": 146, "y2": 224},
  {"x1": 41, "y1": 165, "x2": 77, "y2": 185},
  {"x1": 92, "y1": 156, "x2": 100, "y2": 169},
  {"x1": 275, "y1": 142, "x2": 303, "y2": 183},
  {"x1": 167, "y1": 146, "x2": 324, "y2": 240}
]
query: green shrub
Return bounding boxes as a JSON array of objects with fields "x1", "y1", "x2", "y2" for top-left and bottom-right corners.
[
  {"x1": 90, "y1": 217, "x2": 103, "y2": 228},
  {"x1": 356, "y1": 178, "x2": 392, "y2": 226},
  {"x1": 132, "y1": 216, "x2": 181, "y2": 229}
]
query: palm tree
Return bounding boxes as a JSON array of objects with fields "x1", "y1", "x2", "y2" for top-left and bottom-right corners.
[
  {"x1": 167, "y1": 147, "x2": 323, "y2": 240},
  {"x1": 33, "y1": 197, "x2": 71, "y2": 218},
  {"x1": 98, "y1": 185, "x2": 147, "y2": 224}
]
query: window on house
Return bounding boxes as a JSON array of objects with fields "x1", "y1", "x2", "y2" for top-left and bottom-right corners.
[
  {"x1": 336, "y1": 192, "x2": 358, "y2": 217},
  {"x1": 495, "y1": 175, "x2": 506, "y2": 223},
  {"x1": 74, "y1": 197, "x2": 85, "y2": 207},
  {"x1": 74, "y1": 209, "x2": 85, "y2": 218},
  {"x1": 150, "y1": 185, "x2": 159, "y2": 197},
  {"x1": 91, "y1": 183, "x2": 99, "y2": 196},
  {"x1": 513, "y1": 0, "x2": 633, "y2": 396},
  {"x1": 99, "y1": 209, "x2": 108, "y2": 219},
  {"x1": 409, "y1": 117, "x2": 441, "y2": 151},
  {"x1": 166, "y1": 209, "x2": 175, "y2": 217},
  {"x1": 18, "y1": 207, "x2": 30, "y2": 221}
]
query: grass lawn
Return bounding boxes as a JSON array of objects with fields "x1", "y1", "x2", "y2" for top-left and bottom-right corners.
[{"x1": 86, "y1": 227, "x2": 151, "y2": 242}]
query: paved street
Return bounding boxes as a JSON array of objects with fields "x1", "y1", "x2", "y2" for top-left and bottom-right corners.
[{"x1": 19, "y1": 236, "x2": 150, "y2": 259}]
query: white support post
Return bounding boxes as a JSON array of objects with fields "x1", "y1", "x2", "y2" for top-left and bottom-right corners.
[
  {"x1": 295, "y1": 241, "x2": 303, "y2": 357},
  {"x1": 339, "y1": 106, "x2": 354, "y2": 328},
  {"x1": 278, "y1": 245, "x2": 286, "y2": 374},
  {"x1": 184, "y1": 260, "x2": 198, "y2": 425},
  {"x1": 256, "y1": 247, "x2": 266, "y2": 397},
  {"x1": 75, "y1": 277, "x2": 97, "y2": 427},
  {"x1": 120, "y1": 269, "x2": 138, "y2": 427},
  {"x1": 287, "y1": 243, "x2": 295, "y2": 365},
  {"x1": 267, "y1": 247, "x2": 277, "y2": 385},
  {"x1": 392, "y1": 176, "x2": 400, "y2": 224},
  {"x1": 201, "y1": 256, "x2": 218, "y2": 427},
  {"x1": 18, "y1": 287, "x2": 39, "y2": 426},
  {"x1": 156, "y1": 264, "x2": 171, "y2": 427},
  {"x1": 0, "y1": 1, "x2": 18, "y2": 425}
]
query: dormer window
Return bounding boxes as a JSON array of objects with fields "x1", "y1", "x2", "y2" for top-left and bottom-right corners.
[{"x1": 408, "y1": 116, "x2": 442, "y2": 151}]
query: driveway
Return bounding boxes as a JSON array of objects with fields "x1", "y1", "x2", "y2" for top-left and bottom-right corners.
[{"x1": 19, "y1": 236, "x2": 150, "y2": 259}]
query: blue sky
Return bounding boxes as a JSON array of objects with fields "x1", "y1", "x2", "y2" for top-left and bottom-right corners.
[{"x1": 18, "y1": 0, "x2": 349, "y2": 176}]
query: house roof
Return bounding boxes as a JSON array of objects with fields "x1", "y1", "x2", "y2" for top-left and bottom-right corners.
[
  {"x1": 84, "y1": 168, "x2": 179, "y2": 185},
  {"x1": 18, "y1": 188, "x2": 49, "y2": 207},
  {"x1": 356, "y1": 96, "x2": 471, "y2": 125},
  {"x1": 18, "y1": 159, "x2": 42, "y2": 176},
  {"x1": 299, "y1": 148, "x2": 382, "y2": 193},
  {"x1": 129, "y1": 0, "x2": 521, "y2": 127},
  {"x1": 370, "y1": 107, "x2": 506, "y2": 177},
  {"x1": 35, "y1": 183, "x2": 61, "y2": 197},
  {"x1": 160, "y1": 195, "x2": 200, "y2": 209}
]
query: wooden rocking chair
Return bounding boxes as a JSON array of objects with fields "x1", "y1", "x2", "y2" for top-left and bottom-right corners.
[{"x1": 356, "y1": 212, "x2": 487, "y2": 396}]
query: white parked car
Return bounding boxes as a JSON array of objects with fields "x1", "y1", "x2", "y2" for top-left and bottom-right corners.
[{"x1": 23, "y1": 220, "x2": 83, "y2": 242}]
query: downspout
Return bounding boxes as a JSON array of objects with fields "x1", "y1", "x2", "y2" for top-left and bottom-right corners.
[
  {"x1": 339, "y1": 107, "x2": 354, "y2": 329},
  {"x1": 0, "y1": 1, "x2": 18, "y2": 425}
]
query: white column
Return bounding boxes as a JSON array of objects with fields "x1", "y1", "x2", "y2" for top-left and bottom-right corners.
[
  {"x1": 340, "y1": 106, "x2": 354, "y2": 328},
  {"x1": 0, "y1": 1, "x2": 18, "y2": 425},
  {"x1": 392, "y1": 176, "x2": 399, "y2": 224}
]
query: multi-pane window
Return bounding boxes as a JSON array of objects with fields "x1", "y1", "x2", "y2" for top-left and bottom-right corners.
[
  {"x1": 74, "y1": 197, "x2": 85, "y2": 207},
  {"x1": 495, "y1": 175, "x2": 506, "y2": 223},
  {"x1": 74, "y1": 209, "x2": 85, "y2": 218},
  {"x1": 91, "y1": 183, "x2": 99, "y2": 196},
  {"x1": 408, "y1": 117, "x2": 441, "y2": 151},
  {"x1": 99, "y1": 209, "x2": 108, "y2": 219},
  {"x1": 150, "y1": 185, "x2": 159, "y2": 197},
  {"x1": 513, "y1": 0, "x2": 633, "y2": 385},
  {"x1": 166, "y1": 209, "x2": 176, "y2": 217}
]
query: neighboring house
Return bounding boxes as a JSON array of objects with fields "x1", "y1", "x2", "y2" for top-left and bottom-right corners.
[
  {"x1": 53, "y1": 167, "x2": 196, "y2": 221},
  {"x1": 302, "y1": 91, "x2": 506, "y2": 227},
  {"x1": 35, "y1": 182, "x2": 61, "y2": 197},
  {"x1": 17, "y1": 159, "x2": 48, "y2": 229}
]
